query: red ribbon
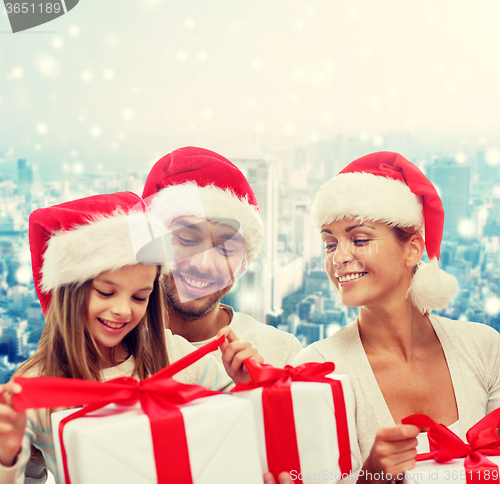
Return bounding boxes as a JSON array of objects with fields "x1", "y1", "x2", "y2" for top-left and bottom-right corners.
[
  {"x1": 14, "y1": 335, "x2": 225, "y2": 484},
  {"x1": 231, "y1": 360, "x2": 352, "y2": 483},
  {"x1": 402, "y1": 409, "x2": 500, "y2": 484}
]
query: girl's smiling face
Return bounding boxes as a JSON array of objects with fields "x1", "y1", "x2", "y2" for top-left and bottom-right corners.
[
  {"x1": 321, "y1": 218, "x2": 414, "y2": 309},
  {"x1": 87, "y1": 264, "x2": 157, "y2": 366}
]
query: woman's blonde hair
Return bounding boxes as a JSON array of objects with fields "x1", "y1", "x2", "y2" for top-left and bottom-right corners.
[{"x1": 17, "y1": 266, "x2": 168, "y2": 381}]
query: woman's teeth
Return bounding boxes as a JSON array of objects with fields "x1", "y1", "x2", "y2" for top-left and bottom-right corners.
[
  {"x1": 98, "y1": 318, "x2": 126, "y2": 329},
  {"x1": 338, "y1": 272, "x2": 367, "y2": 283}
]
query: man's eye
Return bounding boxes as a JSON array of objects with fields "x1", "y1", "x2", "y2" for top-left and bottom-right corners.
[
  {"x1": 324, "y1": 244, "x2": 337, "y2": 252},
  {"x1": 177, "y1": 235, "x2": 198, "y2": 245},
  {"x1": 216, "y1": 245, "x2": 235, "y2": 254}
]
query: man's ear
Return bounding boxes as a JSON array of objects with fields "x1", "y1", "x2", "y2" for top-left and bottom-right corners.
[{"x1": 406, "y1": 233, "x2": 425, "y2": 268}]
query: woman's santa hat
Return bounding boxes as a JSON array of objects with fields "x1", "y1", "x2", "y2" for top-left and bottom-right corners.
[
  {"x1": 142, "y1": 146, "x2": 264, "y2": 267},
  {"x1": 29, "y1": 192, "x2": 159, "y2": 314},
  {"x1": 312, "y1": 151, "x2": 457, "y2": 314}
]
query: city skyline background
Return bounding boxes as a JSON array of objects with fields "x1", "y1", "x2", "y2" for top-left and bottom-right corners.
[{"x1": 1, "y1": 1, "x2": 500, "y2": 379}]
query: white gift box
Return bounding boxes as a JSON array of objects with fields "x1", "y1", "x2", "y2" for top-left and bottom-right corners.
[
  {"x1": 52, "y1": 394, "x2": 263, "y2": 484},
  {"x1": 233, "y1": 374, "x2": 362, "y2": 484},
  {"x1": 404, "y1": 456, "x2": 500, "y2": 484}
]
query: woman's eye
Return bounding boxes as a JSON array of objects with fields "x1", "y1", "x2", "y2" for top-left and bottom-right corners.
[
  {"x1": 96, "y1": 289, "x2": 112, "y2": 297},
  {"x1": 353, "y1": 239, "x2": 370, "y2": 246},
  {"x1": 324, "y1": 243, "x2": 337, "y2": 252},
  {"x1": 133, "y1": 296, "x2": 148, "y2": 302}
]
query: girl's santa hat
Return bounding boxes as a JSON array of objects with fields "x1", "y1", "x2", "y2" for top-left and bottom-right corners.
[
  {"x1": 142, "y1": 146, "x2": 264, "y2": 267},
  {"x1": 312, "y1": 151, "x2": 457, "y2": 314},
  {"x1": 29, "y1": 192, "x2": 157, "y2": 314}
]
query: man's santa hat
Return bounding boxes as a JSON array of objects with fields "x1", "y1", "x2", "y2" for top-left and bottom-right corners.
[
  {"x1": 311, "y1": 151, "x2": 457, "y2": 314},
  {"x1": 29, "y1": 192, "x2": 157, "y2": 315},
  {"x1": 142, "y1": 146, "x2": 264, "y2": 268}
]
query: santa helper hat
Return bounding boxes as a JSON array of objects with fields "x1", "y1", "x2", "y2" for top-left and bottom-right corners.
[
  {"x1": 29, "y1": 192, "x2": 158, "y2": 315},
  {"x1": 311, "y1": 151, "x2": 457, "y2": 314},
  {"x1": 142, "y1": 146, "x2": 264, "y2": 270}
]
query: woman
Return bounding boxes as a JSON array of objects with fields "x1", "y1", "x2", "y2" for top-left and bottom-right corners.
[{"x1": 293, "y1": 152, "x2": 500, "y2": 482}]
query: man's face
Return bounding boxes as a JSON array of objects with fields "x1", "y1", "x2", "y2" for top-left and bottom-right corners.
[{"x1": 162, "y1": 216, "x2": 247, "y2": 317}]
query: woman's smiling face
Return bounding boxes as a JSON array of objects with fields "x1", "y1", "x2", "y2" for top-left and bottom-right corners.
[{"x1": 321, "y1": 218, "x2": 412, "y2": 309}]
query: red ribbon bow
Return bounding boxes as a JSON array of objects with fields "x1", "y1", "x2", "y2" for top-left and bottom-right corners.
[
  {"x1": 231, "y1": 359, "x2": 352, "y2": 483},
  {"x1": 14, "y1": 335, "x2": 225, "y2": 484},
  {"x1": 403, "y1": 408, "x2": 500, "y2": 483}
]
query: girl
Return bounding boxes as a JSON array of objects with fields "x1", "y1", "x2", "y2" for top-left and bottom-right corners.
[
  {"x1": 0, "y1": 191, "x2": 260, "y2": 483},
  {"x1": 293, "y1": 152, "x2": 500, "y2": 483}
]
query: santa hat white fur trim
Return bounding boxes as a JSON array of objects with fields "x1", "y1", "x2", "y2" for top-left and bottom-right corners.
[
  {"x1": 148, "y1": 183, "x2": 264, "y2": 268},
  {"x1": 407, "y1": 259, "x2": 458, "y2": 314},
  {"x1": 311, "y1": 172, "x2": 424, "y2": 230},
  {"x1": 41, "y1": 211, "x2": 140, "y2": 292}
]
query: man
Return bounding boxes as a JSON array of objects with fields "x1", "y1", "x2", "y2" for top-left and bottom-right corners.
[{"x1": 142, "y1": 146, "x2": 303, "y2": 367}]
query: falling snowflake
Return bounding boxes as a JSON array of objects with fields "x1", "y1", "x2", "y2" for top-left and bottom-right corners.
[
  {"x1": 70, "y1": 150, "x2": 78, "y2": 157},
  {"x1": 73, "y1": 163, "x2": 84, "y2": 175},
  {"x1": 457, "y1": 219, "x2": 476, "y2": 238},
  {"x1": 485, "y1": 297, "x2": 500, "y2": 316},
  {"x1": 485, "y1": 148, "x2": 500, "y2": 167},
  {"x1": 198, "y1": 51, "x2": 207, "y2": 62},
  {"x1": 8, "y1": 67, "x2": 24, "y2": 81},
  {"x1": 35, "y1": 54, "x2": 60, "y2": 78},
  {"x1": 122, "y1": 108, "x2": 134, "y2": 120},
  {"x1": 176, "y1": 50, "x2": 188, "y2": 62},
  {"x1": 372, "y1": 135, "x2": 385, "y2": 147},
  {"x1": 493, "y1": 185, "x2": 500, "y2": 198},
  {"x1": 252, "y1": 59, "x2": 263, "y2": 72},
  {"x1": 16, "y1": 266, "x2": 32, "y2": 285},
  {"x1": 51, "y1": 36, "x2": 64, "y2": 49},
  {"x1": 90, "y1": 126, "x2": 102, "y2": 137},
  {"x1": 184, "y1": 17, "x2": 196, "y2": 28},
  {"x1": 68, "y1": 25, "x2": 80, "y2": 37},
  {"x1": 36, "y1": 123, "x2": 48, "y2": 135},
  {"x1": 81, "y1": 70, "x2": 93, "y2": 82},
  {"x1": 34, "y1": 144, "x2": 42, "y2": 151},
  {"x1": 103, "y1": 69, "x2": 115, "y2": 81},
  {"x1": 454, "y1": 152, "x2": 467, "y2": 164}
]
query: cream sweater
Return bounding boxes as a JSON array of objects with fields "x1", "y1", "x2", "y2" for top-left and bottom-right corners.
[
  {"x1": 190, "y1": 304, "x2": 303, "y2": 368},
  {"x1": 0, "y1": 330, "x2": 232, "y2": 484},
  {"x1": 292, "y1": 315, "x2": 500, "y2": 462}
]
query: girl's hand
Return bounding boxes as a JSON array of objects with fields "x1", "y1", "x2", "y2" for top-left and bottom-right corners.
[
  {"x1": 360, "y1": 424, "x2": 420, "y2": 483},
  {"x1": 263, "y1": 472, "x2": 293, "y2": 484},
  {"x1": 0, "y1": 382, "x2": 26, "y2": 467},
  {"x1": 217, "y1": 326, "x2": 264, "y2": 383}
]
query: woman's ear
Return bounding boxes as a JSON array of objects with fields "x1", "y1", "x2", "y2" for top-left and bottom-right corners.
[{"x1": 406, "y1": 233, "x2": 425, "y2": 268}]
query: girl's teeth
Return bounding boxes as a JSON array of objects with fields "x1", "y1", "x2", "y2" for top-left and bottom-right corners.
[{"x1": 100, "y1": 319, "x2": 125, "y2": 329}]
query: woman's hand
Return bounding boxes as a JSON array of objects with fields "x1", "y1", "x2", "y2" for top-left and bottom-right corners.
[
  {"x1": 263, "y1": 471, "x2": 293, "y2": 484},
  {"x1": 217, "y1": 326, "x2": 264, "y2": 383},
  {"x1": 360, "y1": 424, "x2": 420, "y2": 483},
  {"x1": 0, "y1": 381, "x2": 26, "y2": 467}
]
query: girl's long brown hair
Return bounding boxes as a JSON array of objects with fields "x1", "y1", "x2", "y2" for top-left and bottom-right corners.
[{"x1": 17, "y1": 266, "x2": 169, "y2": 381}]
